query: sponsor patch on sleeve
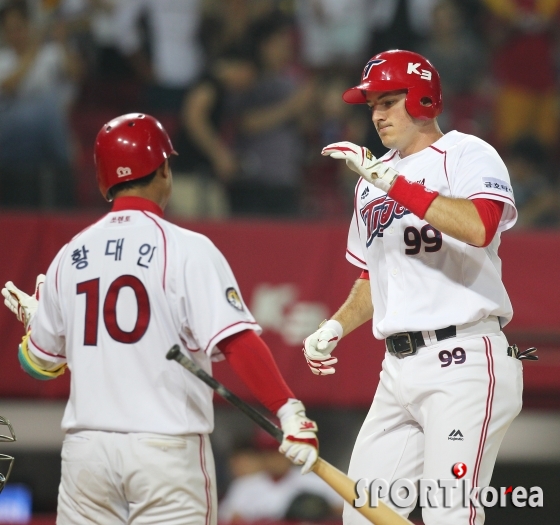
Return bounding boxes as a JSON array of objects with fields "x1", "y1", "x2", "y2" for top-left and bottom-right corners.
[
  {"x1": 225, "y1": 287, "x2": 243, "y2": 311},
  {"x1": 482, "y1": 177, "x2": 513, "y2": 195}
]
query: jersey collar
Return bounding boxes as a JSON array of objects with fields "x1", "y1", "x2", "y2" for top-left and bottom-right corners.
[{"x1": 111, "y1": 197, "x2": 164, "y2": 218}]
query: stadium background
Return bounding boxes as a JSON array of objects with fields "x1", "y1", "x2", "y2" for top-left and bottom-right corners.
[{"x1": 0, "y1": 0, "x2": 559, "y2": 524}]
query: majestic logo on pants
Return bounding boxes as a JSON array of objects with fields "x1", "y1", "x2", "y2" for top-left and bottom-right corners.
[
  {"x1": 360, "y1": 195, "x2": 410, "y2": 247},
  {"x1": 448, "y1": 429, "x2": 464, "y2": 441}
]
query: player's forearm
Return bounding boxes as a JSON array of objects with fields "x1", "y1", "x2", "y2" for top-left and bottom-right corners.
[
  {"x1": 218, "y1": 330, "x2": 294, "y2": 413},
  {"x1": 331, "y1": 278, "x2": 373, "y2": 337},
  {"x1": 424, "y1": 195, "x2": 486, "y2": 246}
]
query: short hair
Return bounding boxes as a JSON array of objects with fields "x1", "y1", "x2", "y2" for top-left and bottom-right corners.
[{"x1": 108, "y1": 170, "x2": 158, "y2": 201}]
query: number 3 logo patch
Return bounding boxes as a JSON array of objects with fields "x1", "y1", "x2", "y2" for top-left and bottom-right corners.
[{"x1": 225, "y1": 287, "x2": 243, "y2": 311}]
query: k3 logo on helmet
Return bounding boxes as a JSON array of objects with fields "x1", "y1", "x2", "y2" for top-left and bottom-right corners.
[
  {"x1": 361, "y1": 195, "x2": 410, "y2": 247},
  {"x1": 225, "y1": 287, "x2": 243, "y2": 311},
  {"x1": 117, "y1": 167, "x2": 132, "y2": 177},
  {"x1": 362, "y1": 58, "x2": 386, "y2": 80},
  {"x1": 407, "y1": 63, "x2": 432, "y2": 81}
]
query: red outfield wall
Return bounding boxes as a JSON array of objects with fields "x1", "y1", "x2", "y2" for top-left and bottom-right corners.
[{"x1": 0, "y1": 212, "x2": 558, "y2": 407}]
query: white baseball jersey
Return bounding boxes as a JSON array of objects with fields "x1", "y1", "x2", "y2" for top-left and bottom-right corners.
[
  {"x1": 28, "y1": 198, "x2": 260, "y2": 435},
  {"x1": 346, "y1": 131, "x2": 517, "y2": 339}
]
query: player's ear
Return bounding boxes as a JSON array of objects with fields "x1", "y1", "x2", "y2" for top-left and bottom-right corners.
[{"x1": 160, "y1": 159, "x2": 171, "y2": 179}]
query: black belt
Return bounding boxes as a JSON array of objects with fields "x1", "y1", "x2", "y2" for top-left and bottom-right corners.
[{"x1": 386, "y1": 326, "x2": 457, "y2": 358}]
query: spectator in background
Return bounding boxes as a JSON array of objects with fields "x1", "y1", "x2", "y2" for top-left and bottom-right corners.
[
  {"x1": 417, "y1": 0, "x2": 488, "y2": 134},
  {"x1": 113, "y1": 0, "x2": 204, "y2": 112},
  {"x1": 80, "y1": 0, "x2": 134, "y2": 81},
  {"x1": 229, "y1": 14, "x2": 315, "y2": 217},
  {"x1": 294, "y1": 0, "x2": 373, "y2": 73},
  {"x1": 219, "y1": 430, "x2": 343, "y2": 523},
  {"x1": 369, "y1": 0, "x2": 439, "y2": 53},
  {"x1": 169, "y1": 50, "x2": 258, "y2": 218},
  {"x1": 304, "y1": 74, "x2": 368, "y2": 216},
  {"x1": 505, "y1": 135, "x2": 559, "y2": 228},
  {"x1": 482, "y1": 0, "x2": 560, "y2": 150},
  {"x1": 199, "y1": 0, "x2": 276, "y2": 62},
  {"x1": 0, "y1": 1, "x2": 82, "y2": 208}
]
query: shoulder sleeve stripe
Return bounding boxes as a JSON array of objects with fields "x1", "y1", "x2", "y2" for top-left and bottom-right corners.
[
  {"x1": 346, "y1": 249, "x2": 366, "y2": 266},
  {"x1": 468, "y1": 192, "x2": 515, "y2": 206},
  {"x1": 142, "y1": 212, "x2": 168, "y2": 290},
  {"x1": 204, "y1": 320, "x2": 260, "y2": 355},
  {"x1": 29, "y1": 334, "x2": 65, "y2": 360}
]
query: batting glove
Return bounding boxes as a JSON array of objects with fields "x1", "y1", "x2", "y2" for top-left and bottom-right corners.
[
  {"x1": 303, "y1": 319, "x2": 343, "y2": 375},
  {"x1": 277, "y1": 399, "x2": 319, "y2": 475},
  {"x1": 322, "y1": 141, "x2": 399, "y2": 192},
  {"x1": 2, "y1": 275, "x2": 45, "y2": 331}
]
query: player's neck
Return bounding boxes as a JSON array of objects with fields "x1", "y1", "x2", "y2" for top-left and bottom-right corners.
[
  {"x1": 114, "y1": 183, "x2": 169, "y2": 212},
  {"x1": 398, "y1": 121, "x2": 444, "y2": 159}
]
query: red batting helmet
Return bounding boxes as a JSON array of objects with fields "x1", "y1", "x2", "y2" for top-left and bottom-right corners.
[
  {"x1": 94, "y1": 113, "x2": 177, "y2": 200},
  {"x1": 342, "y1": 49, "x2": 443, "y2": 120}
]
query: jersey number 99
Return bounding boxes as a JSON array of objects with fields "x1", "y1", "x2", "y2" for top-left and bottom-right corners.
[
  {"x1": 404, "y1": 225, "x2": 442, "y2": 255},
  {"x1": 77, "y1": 276, "x2": 151, "y2": 345}
]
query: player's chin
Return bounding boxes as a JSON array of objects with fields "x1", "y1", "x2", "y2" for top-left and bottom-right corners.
[{"x1": 377, "y1": 129, "x2": 393, "y2": 147}]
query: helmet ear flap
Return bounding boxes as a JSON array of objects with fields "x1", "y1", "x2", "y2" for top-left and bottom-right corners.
[{"x1": 405, "y1": 88, "x2": 441, "y2": 120}]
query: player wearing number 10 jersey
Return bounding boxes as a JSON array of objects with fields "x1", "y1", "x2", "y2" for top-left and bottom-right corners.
[{"x1": 2, "y1": 114, "x2": 319, "y2": 525}]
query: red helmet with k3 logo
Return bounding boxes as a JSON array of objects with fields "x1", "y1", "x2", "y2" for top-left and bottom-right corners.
[{"x1": 342, "y1": 49, "x2": 443, "y2": 120}]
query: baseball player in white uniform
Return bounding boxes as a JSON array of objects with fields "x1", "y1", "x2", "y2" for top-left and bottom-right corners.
[
  {"x1": 303, "y1": 50, "x2": 525, "y2": 524},
  {"x1": 2, "y1": 114, "x2": 319, "y2": 525}
]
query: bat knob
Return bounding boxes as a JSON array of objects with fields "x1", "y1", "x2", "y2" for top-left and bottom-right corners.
[{"x1": 166, "y1": 345, "x2": 181, "y2": 361}]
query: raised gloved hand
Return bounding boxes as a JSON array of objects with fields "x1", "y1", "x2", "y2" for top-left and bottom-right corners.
[
  {"x1": 303, "y1": 319, "x2": 343, "y2": 375},
  {"x1": 278, "y1": 399, "x2": 319, "y2": 474},
  {"x1": 322, "y1": 141, "x2": 399, "y2": 192},
  {"x1": 2, "y1": 275, "x2": 45, "y2": 331}
]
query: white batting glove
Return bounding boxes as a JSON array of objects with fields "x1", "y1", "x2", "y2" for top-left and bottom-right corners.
[
  {"x1": 321, "y1": 141, "x2": 399, "y2": 192},
  {"x1": 277, "y1": 399, "x2": 319, "y2": 475},
  {"x1": 303, "y1": 319, "x2": 343, "y2": 375},
  {"x1": 2, "y1": 275, "x2": 45, "y2": 331}
]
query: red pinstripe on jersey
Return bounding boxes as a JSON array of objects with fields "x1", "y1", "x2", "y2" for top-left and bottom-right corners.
[
  {"x1": 469, "y1": 336, "x2": 495, "y2": 525},
  {"x1": 199, "y1": 435, "x2": 212, "y2": 525},
  {"x1": 141, "y1": 212, "x2": 167, "y2": 290}
]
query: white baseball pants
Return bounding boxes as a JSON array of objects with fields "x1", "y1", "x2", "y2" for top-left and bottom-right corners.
[
  {"x1": 343, "y1": 329, "x2": 523, "y2": 525},
  {"x1": 57, "y1": 431, "x2": 217, "y2": 525}
]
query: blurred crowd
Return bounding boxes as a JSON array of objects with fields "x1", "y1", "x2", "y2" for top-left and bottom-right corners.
[
  {"x1": 217, "y1": 428, "x2": 343, "y2": 523},
  {"x1": 0, "y1": 0, "x2": 559, "y2": 227}
]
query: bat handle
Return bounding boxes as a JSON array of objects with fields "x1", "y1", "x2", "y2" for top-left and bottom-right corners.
[{"x1": 166, "y1": 344, "x2": 181, "y2": 361}]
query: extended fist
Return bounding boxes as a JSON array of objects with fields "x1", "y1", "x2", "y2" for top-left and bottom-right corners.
[
  {"x1": 303, "y1": 319, "x2": 343, "y2": 375},
  {"x1": 321, "y1": 141, "x2": 399, "y2": 192},
  {"x1": 2, "y1": 275, "x2": 45, "y2": 330},
  {"x1": 277, "y1": 399, "x2": 319, "y2": 474}
]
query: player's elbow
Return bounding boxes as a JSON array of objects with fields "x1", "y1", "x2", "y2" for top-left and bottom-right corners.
[{"x1": 467, "y1": 224, "x2": 488, "y2": 247}]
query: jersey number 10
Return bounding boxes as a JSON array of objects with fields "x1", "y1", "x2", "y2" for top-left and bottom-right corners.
[{"x1": 77, "y1": 276, "x2": 151, "y2": 345}]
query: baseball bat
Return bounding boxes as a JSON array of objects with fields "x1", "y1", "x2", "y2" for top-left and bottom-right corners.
[{"x1": 166, "y1": 345, "x2": 413, "y2": 525}]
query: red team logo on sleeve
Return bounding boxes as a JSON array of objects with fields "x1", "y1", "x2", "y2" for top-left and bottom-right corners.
[{"x1": 360, "y1": 195, "x2": 410, "y2": 247}]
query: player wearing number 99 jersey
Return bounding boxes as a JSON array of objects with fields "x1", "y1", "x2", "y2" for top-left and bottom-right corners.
[
  {"x1": 2, "y1": 114, "x2": 320, "y2": 525},
  {"x1": 303, "y1": 50, "x2": 524, "y2": 525}
]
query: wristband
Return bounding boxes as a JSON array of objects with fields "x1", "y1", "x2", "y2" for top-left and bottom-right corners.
[
  {"x1": 388, "y1": 175, "x2": 439, "y2": 219},
  {"x1": 319, "y1": 319, "x2": 344, "y2": 338},
  {"x1": 18, "y1": 333, "x2": 67, "y2": 381}
]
